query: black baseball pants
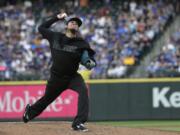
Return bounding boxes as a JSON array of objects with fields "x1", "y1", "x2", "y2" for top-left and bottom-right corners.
[{"x1": 27, "y1": 73, "x2": 89, "y2": 126}]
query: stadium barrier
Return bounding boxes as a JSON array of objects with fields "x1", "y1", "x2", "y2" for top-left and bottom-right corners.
[
  {"x1": 89, "y1": 78, "x2": 180, "y2": 120},
  {"x1": 0, "y1": 78, "x2": 180, "y2": 121}
]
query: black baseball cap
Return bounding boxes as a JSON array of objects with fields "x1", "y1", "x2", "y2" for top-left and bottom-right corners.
[{"x1": 65, "y1": 15, "x2": 82, "y2": 27}]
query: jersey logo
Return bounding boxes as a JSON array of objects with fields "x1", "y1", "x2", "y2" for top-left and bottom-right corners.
[
  {"x1": 61, "y1": 45, "x2": 78, "y2": 53},
  {"x1": 53, "y1": 41, "x2": 78, "y2": 53}
]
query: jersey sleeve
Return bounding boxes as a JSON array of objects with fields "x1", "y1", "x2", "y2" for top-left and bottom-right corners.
[
  {"x1": 38, "y1": 15, "x2": 59, "y2": 42},
  {"x1": 78, "y1": 40, "x2": 96, "y2": 56}
]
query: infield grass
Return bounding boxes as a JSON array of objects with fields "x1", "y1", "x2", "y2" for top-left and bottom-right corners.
[{"x1": 96, "y1": 120, "x2": 180, "y2": 132}]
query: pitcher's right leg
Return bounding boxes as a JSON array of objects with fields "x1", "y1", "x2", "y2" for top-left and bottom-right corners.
[{"x1": 23, "y1": 77, "x2": 69, "y2": 123}]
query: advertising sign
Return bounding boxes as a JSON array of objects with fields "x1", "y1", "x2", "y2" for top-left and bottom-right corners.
[{"x1": 0, "y1": 85, "x2": 78, "y2": 119}]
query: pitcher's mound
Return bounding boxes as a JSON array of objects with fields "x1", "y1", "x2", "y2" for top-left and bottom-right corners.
[{"x1": 0, "y1": 122, "x2": 180, "y2": 135}]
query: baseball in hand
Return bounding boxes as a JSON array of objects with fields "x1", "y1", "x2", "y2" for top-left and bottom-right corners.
[{"x1": 57, "y1": 13, "x2": 67, "y2": 19}]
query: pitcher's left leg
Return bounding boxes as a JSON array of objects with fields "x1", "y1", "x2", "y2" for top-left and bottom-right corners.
[{"x1": 68, "y1": 73, "x2": 89, "y2": 131}]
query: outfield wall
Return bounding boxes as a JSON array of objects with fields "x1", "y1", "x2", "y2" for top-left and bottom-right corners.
[
  {"x1": 89, "y1": 78, "x2": 180, "y2": 120},
  {"x1": 0, "y1": 78, "x2": 180, "y2": 121}
]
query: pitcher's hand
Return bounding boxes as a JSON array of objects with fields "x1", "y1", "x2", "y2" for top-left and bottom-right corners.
[{"x1": 57, "y1": 13, "x2": 67, "y2": 19}]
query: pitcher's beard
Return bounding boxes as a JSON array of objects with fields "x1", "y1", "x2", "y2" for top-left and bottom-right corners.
[
  {"x1": 66, "y1": 28, "x2": 81, "y2": 38},
  {"x1": 69, "y1": 29, "x2": 77, "y2": 34}
]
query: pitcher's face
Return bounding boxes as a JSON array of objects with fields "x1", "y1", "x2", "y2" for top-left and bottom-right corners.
[{"x1": 67, "y1": 20, "x2": 79, "y2": 31}]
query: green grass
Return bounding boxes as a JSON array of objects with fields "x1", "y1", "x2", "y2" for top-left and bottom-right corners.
[
  {"x1": 95, "y1": 121, "x2": 180, "y2": 132},
  {"x1": 157, "y1": 127, "x2": 180, "y2": 132}
]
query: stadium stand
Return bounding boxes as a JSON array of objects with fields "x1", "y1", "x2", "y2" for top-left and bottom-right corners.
[
  {"x1": 147, "y1": 29, "x2": 180, "y2": 77},
  {"x1": 0, "y1": 0, "x2": 179, "y2": 80}
]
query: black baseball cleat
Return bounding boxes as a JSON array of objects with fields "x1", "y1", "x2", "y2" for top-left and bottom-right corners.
[
  {"x1": 72, "y1": 123, "x2": 88, "y2": 132},
  {"x1": 22, "y1": 104, "x2": 31, "y2": 123}
]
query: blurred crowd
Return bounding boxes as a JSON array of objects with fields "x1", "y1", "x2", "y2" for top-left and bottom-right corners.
[
  {"x1": 80, "y1": 0, "x2": 175, "y2": 79},
  {"x1": 0, "y1": 0, "x2": 178, "y2": 80},
  {"x1": 0, "y1": 2, "x2": 51, "y2": 80},
  {"x1": 147, "y1": 29, "x2": 180, "y2": 77}
]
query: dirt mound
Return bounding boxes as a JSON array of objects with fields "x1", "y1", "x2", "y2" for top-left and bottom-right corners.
[{"x1": 0, "y1": 122, "x2": 180, "y2": 135}]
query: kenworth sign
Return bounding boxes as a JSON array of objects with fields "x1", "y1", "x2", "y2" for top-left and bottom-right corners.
[
  {"x1": 153, "y1": 87, "x2": 180, "y2": 108},
  {"x1": 89, "y1": 79, "x2": 180, "y2": 121}
]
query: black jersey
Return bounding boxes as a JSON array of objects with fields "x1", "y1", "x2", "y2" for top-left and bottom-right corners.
[{"x1": 38, "y1": 16, "x2": 95, "y2": 77}]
